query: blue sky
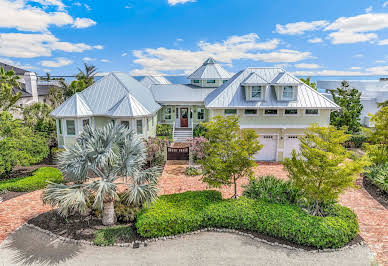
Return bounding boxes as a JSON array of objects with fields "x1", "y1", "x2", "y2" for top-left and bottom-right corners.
[{"x1": 1, "y1": 0, "x2": 388, "y2": 77}]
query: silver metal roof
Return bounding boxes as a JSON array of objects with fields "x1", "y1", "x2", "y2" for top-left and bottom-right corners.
[
  {"x1": 241, "y1": 72, "x2": 268, "y2": 85},
  {"x1": 140, "y1": 75, "x2": 171, "y2": 88},
  {"x1": 150, "y1": 84, "x2": 214, "y2": 103},
  {"x1": 51, "y1": 72, "x2": 160, "y2": 118},
  {"x1": 272, "y1": 72, "x2": 301, "y2": 85},
  {"x1": 205, "y1": 68, "x2": 340, "y2": 109},
  {"x1": 187, "y1": 57, "x2": 232, "y2": 80},
  {"x1": 51, "y1": 93, "x2": 93, "y2": 117}
]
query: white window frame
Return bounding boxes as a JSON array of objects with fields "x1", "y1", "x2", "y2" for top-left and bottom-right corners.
[
  {"x1": 164, "y1": 107, "x2": 172, "y2": 120},
  {"x1": 244, "y1": 109, "x2": 258, "y2": 116},
  {"x1": 282, "y1": 86, "x2": 294, "y2": 100},
  {"x1": 304, "y1": 109, "x2": 320, "y2": 116},
  {"x1": 206, "y1": 80, "x2": 216, "y2": 84},
  {"x1": 57, "y1": 119, "x2": 63, "y2": 135},
  {"x1": 224, "y1": 109, "x2": 237, "y2": 116},
  {"x1": 197, "y1": 108, "x2": 205, "y2": 120},
  {"x1": 82, "y1": 118, "x2": 90, "y2": 128},
  {"x1": 263, "y1": 109, "x2": 279, "y2": 116},
  {"x1": 136, "y1": 119, "x2": 143, "y2": 135},
  {"x1": 65, "y1": 119, "x2": 76, "y2": 136},
  {"x1": 251, "y1": 86, "x2": 263, "y2": 100},
  {"x1": 283, "y1": 109, "x2": 299, "y2": 116}
]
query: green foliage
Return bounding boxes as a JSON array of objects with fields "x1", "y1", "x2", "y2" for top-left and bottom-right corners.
[
  {"x1": 0, "y1": 167, "x2": 62, "y2": 192},
  {"x1": 193, "y1": 124, "x2": 207, "y2": 137},
  {"x1": 200, "y1": 116, "x2": 262, "y2": 197},
  {"x1": 48, "y1": 86, "x2": 65, "y2": 108},
  {"x1": 367, "y1": 163, "x2": 388, "y2": 192},
  {"x1": 345, "y1": 133, "x2": 368, "y2": 149},
  {"x1": 364, "y1": 107, "x2": 388, "y2": 164},
  {"x1": 300, "y1": 77, "x2": 317, "y2": 90},
  {"x1": 330, "y1": 81, "x2": 363, "y2": 134},
  {"x1": 0, "y1": 112, "x2": 49, "y2": 177},
  {"x1": 283, "y1": 125, "x2": 369, "y2": 216},
  {"x1": 145, "y1": 137, "x2": 168, "y2": 167},
  {"x1": 242, "y1": 176, "x2": 301, "y2": 205},
  {"x1": 185, "y1": 166, "x2": 202, "y2": 176},
  {"x1": 156, "y1": 124, "x2": 173, "y2": 138},
  {"x1": 93, "y1": 225, "x2": 134, "y2": 246},
  {"x1": 136, "y1": 191, "x2": 359, "y2": 249},
  {"x1": 0, "y1": 67, "x2": 21, "y2": 111}
]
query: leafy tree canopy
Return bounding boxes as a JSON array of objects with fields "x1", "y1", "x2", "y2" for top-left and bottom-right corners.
[
  {"x1": 0, "y1": 67, "x2": 21, "y2": 112},
  {"x1": 330, "y1": 81, "x2": 363, "y2": 134},
  {"x1": 300, "y1": 77, "x2": 317, "y2": 90}
]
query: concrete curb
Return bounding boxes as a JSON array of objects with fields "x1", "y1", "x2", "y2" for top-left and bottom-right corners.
[{"x1": 22, "y1": 223, "x2": 366, "y2": 253}]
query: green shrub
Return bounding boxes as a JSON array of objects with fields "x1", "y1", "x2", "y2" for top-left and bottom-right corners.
[
  {"x1": 193, "y1": 124, "x2": 207, "y2": 137},
  {"x1": 185, "y1": 166, "x2": 202, "y2": 176},
  {"x1": 156, "y1": 124, "x2": 173, "y2": 137},
  {"x1": 243, "y1": 176, "x2": 301, "y2": 205},
  {"x1": 94, "y1": 225, "x2": 134, "y2": 246},
  {"x1": 136, "y1": 191, "x2": 359, "y2": 249},
  {"x1": 0, "y1": 167, "x2": 62, "y2": 192},
  {"x1": 367, "y1": 163, "x2": 388, "y2": 192},
  {"x1": 344, "y1": 134, "x2": 368, "y2": 148}
]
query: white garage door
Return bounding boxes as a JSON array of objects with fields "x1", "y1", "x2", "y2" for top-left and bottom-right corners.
[
  {"x1": 284, "y1": 135, "x2": 301, "y2": 159},
  {"x1": 254, "y1": 135, "x2": 277, "y2": 161}
]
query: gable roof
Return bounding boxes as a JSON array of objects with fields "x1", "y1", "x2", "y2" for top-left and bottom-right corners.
[
  {"x1": 187, "y1": 57, "x2": 232, "y2": 80},
  {"x1": 140, "y1": 75, "x2": 171, "y2": 88},
  {"x1": 241, "y1": 72, "x2": 268, "y2": 85},
  {"x1": 150, "y1": 84, "x2": 215, "y2": 104},
  {"x1": 51, "y1": 93, "x2": 93, "y2": 117},
  {"x1": 0, "y1": 62, "x2": 27, "y2": 75},
  {"x1": 51, "y1": 72, "x2": 160, "y2": 118},
  {"x1": 272, "y1": 72, "x2": 301, "y2": 85},
  {"x1": 205, "y1": 68, "x2": 340, "y2": 109}
]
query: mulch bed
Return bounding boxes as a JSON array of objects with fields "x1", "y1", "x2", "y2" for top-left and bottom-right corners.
[
  {"x1": 0, "y1": 191, "x2": 27, "y2": 202},
  {"x1": 28, "y1": 210, "x2": 144, "y2": 244},
  {"x1": 363, "y1": 176, "x2": 388, "y2": 209},
  {"x1": 28, "y1": 210, "x2": 363, "y2": 250}
]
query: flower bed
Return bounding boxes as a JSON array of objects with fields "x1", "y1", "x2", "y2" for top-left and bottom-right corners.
[{"x1": 136, "y1": 190, "x2": 359, "y2": 249}]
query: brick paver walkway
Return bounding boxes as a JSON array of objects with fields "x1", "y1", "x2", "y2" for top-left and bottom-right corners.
[{"x1": 0, "y1": 162, "x2": 386, "y2": 265}]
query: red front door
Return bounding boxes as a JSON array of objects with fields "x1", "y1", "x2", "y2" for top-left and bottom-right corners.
[{"x1": 180, "y1": 108, "x2": 188, "y2": 127}]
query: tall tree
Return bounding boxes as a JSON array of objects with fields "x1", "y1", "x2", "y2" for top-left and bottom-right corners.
[
  {"x1": 42, "y1": 123, "x2": 161, "y2": 225},
  {"x1": 0, "y1": 67, "x2": 21, "y2": 111},
  {"x1": 48, "y1": 86, "x2": 65, "y2": 108},
  {"x1": 330, "y1": 81, "x2": 363, "y2": 134},
  {"x1": 76, "y1": 63, "x2": 97, "y2": 87},
  {"x1": 200, "y1": 116, "x2": 262, "y2": 198},
  {"x1": 300, "y1": 77, "x2": 317, "y2": 90},
  {"x1": 283, "y1": 125, "x2": 369, "y2": 216}
]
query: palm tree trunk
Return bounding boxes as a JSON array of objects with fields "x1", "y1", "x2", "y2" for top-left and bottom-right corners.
[{"x1": 102, "y1": 200, "x2": 116, "y2": 225}]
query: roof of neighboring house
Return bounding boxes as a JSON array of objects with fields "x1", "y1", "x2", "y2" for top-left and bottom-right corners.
[
  {"x1": 0, "y1": 62, "x2": 27, "y2": 75},
  {"x1": 205, "y1": 68, "x2": 340, "y2": 109},
  {"x1": 51, "y1": 72, "x2": 160, "y2": 118},
  {"x1": 140, "y1": 75, "x2": 171, "y2": 88},
  {"x1": 150, "y1": 84, "x2": 215, "y2": 103},
  {"x1": 187, "y1": 57, "x2": 232, "y2": 80}
]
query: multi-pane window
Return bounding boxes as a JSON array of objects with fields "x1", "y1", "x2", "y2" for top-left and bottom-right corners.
[
  {"x1": 66, "y1": 120, "x2": 75, "y2": 135},
  {"x1": 164, "y1": 107, "x2": 172, "y2": 120},
  {"x1": 264, "y1": 109, "x2": 278, "y2": 115},
  {"x1": 305, "y1": 109, "x2": 319, "y2": 115},
  {"x1": 82, "y1": 119, "x2": 90, "y2": 128},
  {"x1": 244, "y1": 109, "x2": 257, "y2": 115},
  {"x1": 58, "y1": 119, "x2": 62, "y2": 134},
  {"x1": 285, "y1": 109, "x2": 298, "y2": 115},
  {"x1": 223, "y1": 80, "x2": 228, "y2": 83},
  {"x1": 121, "y1": 121, "x2": 130, "y2": 128},
  {"x1": 136, "y1": 120, "x2": 143, "y2": 135},
  {"x1": 193, "y1": 80, "x2": 200, "y2": 84},
  {"x1": 224, "y1": 109, "x2": 237, "y2": 115},
  {"x1": 282, "y1": 86, "x2": 294, "y2": 99},
  {"x1": 251, "y1": 86, "x2": 262, "y2": 99},
  {"x1": 206, "y1": 80, "x2": 216, "y2": 84},
  {"x1": 197, "y1": 108, "x2": 204, "y2": 120}
]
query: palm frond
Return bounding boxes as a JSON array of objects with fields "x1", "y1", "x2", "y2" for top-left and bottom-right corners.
[{"x1": 86, "y1": 179, "x2": 118, "y2": 210}]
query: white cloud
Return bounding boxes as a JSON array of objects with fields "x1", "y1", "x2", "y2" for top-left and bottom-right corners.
[
  {"x1": 131, "y1": 33, "x2": 312, "y2": 74},
  {"x1": 73, "y1": 17, "x2": 96, "y2": 28},
  {"x1": 84, "y1": 4, "x2": 91, "y2": 11},
  {"x1": 378, "y1": 39, "x2": 388, "y2": 45},
  {"x1": 0, "y1": 33, "x2": 102, "y2": 58},
  {"x1": 275, "y1": 20, "x2": 329, "y2": 35},
  {"x1": 375, "y1": 60, "x2": 386, "y2": 63},
  {"x1": 293, "y1": 66, "x2": 388, "y2": 76},
  {"x1": 365, "y1": 6, "x2": 373, "y2": 13},
  {"x1": 365, "y1": 66, "x2": 388, "y2": 74},
  {"x1": 83, "y1": 57, "x2": 95, "y2": 61},
  {"x1": 383, "y1": 1, "x2": 388, "y2": 8},
  {"x1": 0, "y1": 57, "x2": 37, "y2": 70},
  {"x1": 350, "y1": 66, "x2": 361, "y2": 70},
  {"x1": 93, "y1": 45, "x2": 104, "y2": 50},
  {"x1": 168, "y1": 0, "x2": 195, "y2": 6},
  {"x1": 353, "y1": 54, "x2": 364, "y2": 58},
  {"x1": 121, "y1": 53, "x2": 128, "y2": 56},
  {"x1": 100, "y1": 59, "x2": 110, "y2": 63},
  {"x1": 308, "y1": 37, "x2": 323, "y2": 43},
  {"x1": 294, "y1": 63, "x2": 322, "y2": 69},
  {"x1": 40, "y1": 57, "x2": 72, "y2": 67},
  {"x1": 43, "y1": 68, "x2": 51, "y2": 72},
  {"x1": 325, "y1": 13, "x2": 388, "y2": 44},
  {"x1": 33, "y1": 0, "x2": 65, "y2": 10}
]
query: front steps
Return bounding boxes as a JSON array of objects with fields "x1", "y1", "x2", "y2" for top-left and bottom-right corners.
[{"x1": 173, "y1": 128, "x2": 193, "y2": 142}]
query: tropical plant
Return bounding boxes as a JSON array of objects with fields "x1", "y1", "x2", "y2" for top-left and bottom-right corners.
[
  {"x1": 76, "y1": 63, "x2": 97, "y2": 87},
  {"x1": 48, "y1": 86, "x2": 65, "y2": 108},
  {"x1": 200, "y1": 116, "x2": 262, "y2": 198},
  {"x1": 283, "y1": 125, "x2": 369, "y2": 216},
  {"x1": 0, "y1": 111, "x2": 49, "y2": 177},
  {"x1": 0, "y1": 67, "x2": 21, "y2": 111},
  {"x1": 366, "y1": 163, "x2": 388, "y2": 193},
  {"x1": 330, "y1": 81, "x2": 363, "y2": 134},
  {"x1": 42, "y1": 123, "x2": 161, "y2": 225},
  {"x1": 193, "y1": 123, "x2": 207, "y2": 137},
  {"x1": 300, "y1": 77, "x2": 317, "y2": 90}
]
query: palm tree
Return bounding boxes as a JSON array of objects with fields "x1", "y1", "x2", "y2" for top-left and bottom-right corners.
[
  {"x1": 76, "y1": 63, "x2": 97, "y2": 87},
  {"x1": 300, "y1": 77, "x2": 317, "y2": 90},
  {"x1": 42, "y1": 123, "x2": 160, "y2": 225}
]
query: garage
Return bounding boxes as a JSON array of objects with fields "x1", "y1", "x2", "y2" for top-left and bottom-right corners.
[
  {"x1": 284, "y1": 135, "x2": 301, "y2": 159},
  {"x1": 254, "y1": 135, "x2": 278, "y2": 161}
]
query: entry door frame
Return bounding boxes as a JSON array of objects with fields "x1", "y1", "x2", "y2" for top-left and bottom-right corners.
[{"x1": 180, "y1": 107, "x2": 189, "y2": 128}]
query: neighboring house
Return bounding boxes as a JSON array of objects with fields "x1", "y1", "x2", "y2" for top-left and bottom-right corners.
[
  {"x1": 51, "y1": 58, "x2": 339, "y2": 161},
  {"x1": 317, "y1": 79, "x2": 388, "y2": 127}
]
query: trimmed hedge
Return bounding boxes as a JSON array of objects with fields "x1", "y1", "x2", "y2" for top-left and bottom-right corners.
[
  {"x1": 136, "y1": 190, "x2": 359, "y2": 249},
  {"x1": 0, "y1": 167, "x2": 62, "y2": 192},
  {"x1": 94, "y1": 225, "x2": 134, "y2": 246}
]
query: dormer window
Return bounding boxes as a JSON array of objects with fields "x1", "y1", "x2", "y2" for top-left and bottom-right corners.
[
  {"x1": 282, "y1": 86, "x2": 294, "y2": 99},
  {"x1": 251, "y1": 86, "x2": 263, "y2": 99},
  {"x1": 193, "y1": 80, "x2": 200, "y2": 84},
  {"x1": 207, "y1": 80, "x2": 216, "y2": 84}
]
